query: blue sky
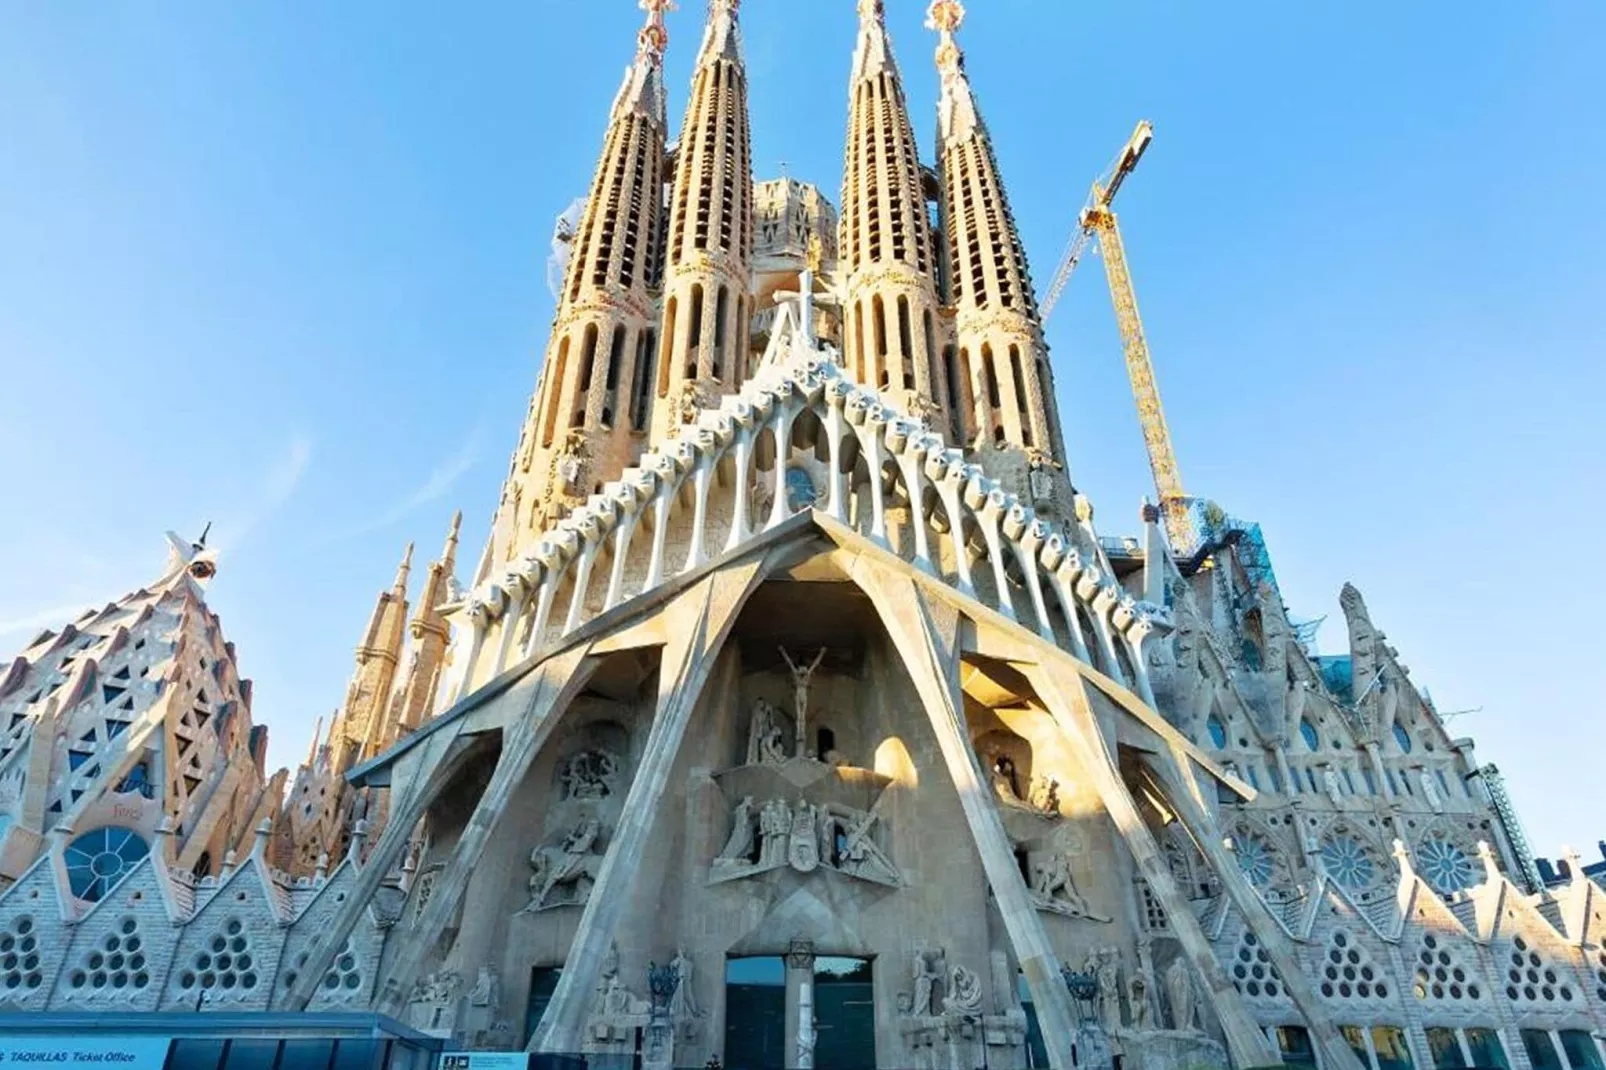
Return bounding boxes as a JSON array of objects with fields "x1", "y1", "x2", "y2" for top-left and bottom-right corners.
[{"x1": 0, "y1": 2, "x2": 1601, "y2": 856}]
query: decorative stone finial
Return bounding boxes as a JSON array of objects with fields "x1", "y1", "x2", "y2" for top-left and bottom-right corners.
[
  {"x1": 314, "y1": 852, "x2": 330, "y2": 882},
  {"x1": 858, "y1": 0, "x2": 885, "y2": 22},
  {"x1": 925, "y1": 0, "x2": 966, "y2": 74},
  {"x1": 1562, "y1": 844, "x2": 1584, "y2": 882},
  {"x1": 1476, "y1": 840, "x2": 1501, "y2": 883},
  {"x1": 252, "y1": 817, "x2": 273, "y2": 859},
  {"x1": 348, "y1": 818, "x2": 370, "y2": 864},
  {"x1": 637, "y1": 0, "x2": 676, "y2": 62},
  {"x1": 221, "y1": 849, "x2": 238, "y2": 878}
]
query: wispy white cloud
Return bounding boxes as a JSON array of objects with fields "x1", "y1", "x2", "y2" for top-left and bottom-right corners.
[
  {"x1": 0, "y1": 602, "x2": 98, "y2": 641},
  {"x1": 329, "y1": 425, "x2": 483, "y2": 542},
  {"x1": 212, "y1": 436, "x2": 314, "y2": 553}
]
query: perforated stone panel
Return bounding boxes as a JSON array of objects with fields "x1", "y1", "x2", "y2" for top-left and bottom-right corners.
[
  {"x1": 174, "y1": 917, "x2": 262, "y2": 1002},
  {"x1": 1502, "y1": 935, "x2": 1577, "y2": 1008},
  {"x1": 0, "y1": 914, "x2": 44, "y2": 994},
  {"x1": 1317, "y1": 929, "x2": 1390, "y2": 1002},
  {"x1": 1229, "y1": 929, "x2": 1285, "y2": 1002},
  {"x1": 1411, "y1": 931, "x2": 1484, "y2": 1005},
  {"x1": 63, "y1": 915, "x2": 152, "y2": 999}
]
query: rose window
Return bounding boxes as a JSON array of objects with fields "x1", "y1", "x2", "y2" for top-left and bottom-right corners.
[
  {"x1": 1319, "y1": 834, "x2": 1377, "y2": 891},
  {"x1": 1235, "y1": 833, "x2": 1276, "y2": 888},
  {"x1": 1417, "y1": 838, "x2": 1475, "y2": 894}
]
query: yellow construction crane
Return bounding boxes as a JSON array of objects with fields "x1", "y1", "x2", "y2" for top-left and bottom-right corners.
[{"x1": 1042, "y1": 121, "x2": 1195, "y2": 551}]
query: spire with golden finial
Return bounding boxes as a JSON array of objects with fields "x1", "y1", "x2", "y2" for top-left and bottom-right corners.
[{"x1": 392, "y1": 542, "x2": 414, "y2": 597}]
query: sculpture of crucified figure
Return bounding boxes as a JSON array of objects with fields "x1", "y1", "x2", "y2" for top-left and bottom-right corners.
[{"x1": 778, "y1": 646, "x2": 827, "y2": 758}]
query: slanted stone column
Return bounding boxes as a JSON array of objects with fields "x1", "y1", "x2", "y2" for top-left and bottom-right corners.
[
  {"x1": 285, "y1": 718, "x2": 496, "y2": 1010},
  {"x1": 530, "y1": 554, "x2": 775, "y2": 1054},
  {"x1": 1021, "y1": 663, "x2": 1281, "y2": 1069},
  {"x1": 849, "y1": 559, "x2": 1082, "y2": 1070},
  {"x1": 374, "y1": 647, "x2": 599, "y2": 1017},
  {"x1": 1140, "y1": 749, "x2": 1367, "y2": 1070}
]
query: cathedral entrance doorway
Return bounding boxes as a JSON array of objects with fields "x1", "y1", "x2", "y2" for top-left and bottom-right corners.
[
  {"x1": 812, "y1": 956, "x2": 874, "y2": 1070},
  {"x1": 725, "y1": 956, "x2": 787, "y2": 1070}
]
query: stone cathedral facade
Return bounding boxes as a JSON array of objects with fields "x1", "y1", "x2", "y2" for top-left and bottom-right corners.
[{"x1": 2, "y1": 3, "x2": 1604, "y2": 1070}]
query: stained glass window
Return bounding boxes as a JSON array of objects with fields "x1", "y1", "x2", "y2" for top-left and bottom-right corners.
[
  {"x1": 1235, "y1": 833, "x2": 1276, "y2": 887},
  {"x1": 1207, "y1": 715, "x2": 1227, "y2": 749},
  {"x1": 1320, "y1": 834, "x2": 1378, "y2": 891},
  {"x1": 64, "y1": 826, "x2": 149, "y2": 902},
  {"x1": 1394, "y1": 724, "x2": 1413, "y2": 753},
  {"x1": 1301, "y1": 719, "x2": 1320, "y2": 751},
  {"x1": 1464, "y1": 1029, "x2": 1509, "y2": 1070},
  {"x1": 1417, "y1": 838, "x2": 1475, "y2": 894}
]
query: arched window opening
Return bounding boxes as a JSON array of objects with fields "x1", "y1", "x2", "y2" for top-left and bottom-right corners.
[
  {"x1": 657, "y1": 298, "x2": 677, "y2": 398},
  {"x1": 923, "y1": 309, "x2": 939, "y2": 404},
  {"x1": 853, "y1": 302, "x2": 867, "y2": 383},
  {"x1": 600, "y1": 326, "x2": 626, "y2": 430},
  {"x1": 712, "y1": 285, "x2": 730, "y2": 380},
  {"x1": 630, "y1": 330, "x2": 655, "y2": 431},
  {"x1": 944, "y1": 344, "x2": 966, "y2": 443},
  {"x1": 816, "y1": 727, "x2": 836, "y2": 762},
  {"x1": 572, "y1": 324, "x2": 599, "y2": 428},
  {"x1": 1008, "y1": 345, "x2": 1033, "y2": 447},
  {"x1": 686, "y1": 285, "x2": 705, "y2": 378},
  {"x1": 983, "y1": 345, "x2": 1001, "y2": 408},
  {"x1": 897, "y1": 295, "x2": 915, "y2": 390},
  {"x1": 543, "y1": 335, "x2": 572, "y2": 447},
  {"x1": 872, "y1": 295, "x2": 889, "y2": 389}
]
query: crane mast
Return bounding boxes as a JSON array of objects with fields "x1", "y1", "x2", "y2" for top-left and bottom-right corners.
[{"x1": 1043, "y1": 121, "x2": 1196, "y2": 551}]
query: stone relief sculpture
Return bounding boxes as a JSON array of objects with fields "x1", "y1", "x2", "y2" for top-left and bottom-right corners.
[
  {"x1": 560, "y1": 748, "x2": 619, "y2": 799},
  {"x1": 1029, "y1": 774, "x2": 1062, "y2": 815},
  {"x1": 1164, "y1": 958, "x2": 1197, "y2": 1032},
  {"x1": 404, "y1": 970, "x2": 462, "y2": 1032},
  {"x1": 943, "y1": 964, "x2": 985, "y2": 1017},
  {"x1": 990, "y1": 756, "x2": 1023, "y2": 803},
  {"x1": 744, "y1": 699, "x2": 789, "y2": 765},
  {"x1": 1086, "y1": 948, "x2": 1123, "y2": 1035},
  {"x1": 668, "y1": 948, "x2": 700, "y2": 1024},
  {"x1": 1029, "y1": 853, "x2": 1111, "y2": 921},
  {"x1": 716, "y1": 795, "x2": 757, "y2": 863},
  {"x1": 525, "y1": 817, "x2": 605, "y2": 911},
  {"x1": 711, "y1": 796, "x2": 900, "y2": 886},
  {"x1": 903, "y1": 948, "x2": 945, "y2": 1018},
  {"x1": 1127, "y1": 971, "x2": 1150, "y2": 1030}
]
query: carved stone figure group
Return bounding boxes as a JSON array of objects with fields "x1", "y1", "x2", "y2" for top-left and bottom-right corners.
[
  {"x1": 713, "y1": 794, "x2": 898, "y2": 886},
  {"x1": 900, "y1": 948, "x2": 985, "y2": 1021},
  {"x1": 560, "y1": 748, "x2": 619, "y2": 800}
]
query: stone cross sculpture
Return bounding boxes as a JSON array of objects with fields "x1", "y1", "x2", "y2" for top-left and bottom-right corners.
[{"x1": 778, "y1": 646, "x2": 827, "y2": 757}]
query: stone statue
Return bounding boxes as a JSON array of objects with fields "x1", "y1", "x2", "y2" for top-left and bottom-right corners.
[
  {"x1": 1031, "y1": 775, "x2": 1062, "y2": 815},
  {"x1": 1030, "y1": 853, "x2": 1110, "y2": 921},
  {"x1": 468, "y1": 965, "x2": 499, "y2": 1008},
  {"x1": 788, "y1": 799, "x2": 820, "y2": 872},
  {"x1": 527, "y1": 817, "x2": 605, "y2": 910},
  {"x1": 991, "y1": 756, "x2": 1022, "y2": 802},
  {"x1": 1127, "y1": 971, "x2": 1150, "y2": 1030},
  {"x1": 669, "y1": 948, "x2": 700, "y2": 1021},
  {"x1": 1086, "y1": 949, "x2": 1122, "y2": 1034},
  {"x1": 778, "y1": 646, "x2": 827, "y2": 756},
  {"x1": 1164, "y1": 958, "x2": 1196, "y2": 1031},
  {"x1": 943, "y1": 964, "x2": 984, "y2": 1017},
  {"x1": 908, "y1": 949, "x2": 943, "y2": 1018},
  {"x1": 759, "y1": 798, "x2": 791, "y2": 866},
  {"x1": 1321, "y1": 764, "x2": 1345, "y2": 809},
  {"x1": 716, "y1": 796, "x2": 757, "y2": 862},
  {"x1": 745, "y1": 699, "x2": 788, "y2": 765},
  {"x1": 561, "y1": 749, "x2": 618, "y2": 800}
]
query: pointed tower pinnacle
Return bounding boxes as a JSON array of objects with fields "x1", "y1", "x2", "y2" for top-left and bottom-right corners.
[
  {"x1": 390, "y1": 510, "x2": 463, "y2": 737},
  {"x1": 648, "y1": 0, "x2": 755, "y2": 442},
  {"x1": 483, "y1": 0, "x2": 674, "y2": 574},
  {"x1": 840, "y1": 0, "x2": 953, "y2": 437},
  {"x1": 928, "y1": 0, "x2": 1073, "y2": 517},
  {"x1": 332, "y1": 541, "x2": 413, "y2": 767}
]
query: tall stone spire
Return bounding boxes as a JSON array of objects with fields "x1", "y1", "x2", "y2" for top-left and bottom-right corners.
[
  {"x1": 484, "y1": 0, "x2": 674, "y2": 573},
  {"x1": 840, "y1": 0, "x2": 952, "y2": 434},
  {"x1": 649, "y1": 0, "x2": 755, "y2": 441},
  {"x1": 341, "y1": 541, "x2": 414, "y2": 764},
  {"x1": 928, "y1": 0, "x2": 1072, "y2": 515},
  {"x1": 389, "y1": 510, "x2": 461, "y2": 736}
]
